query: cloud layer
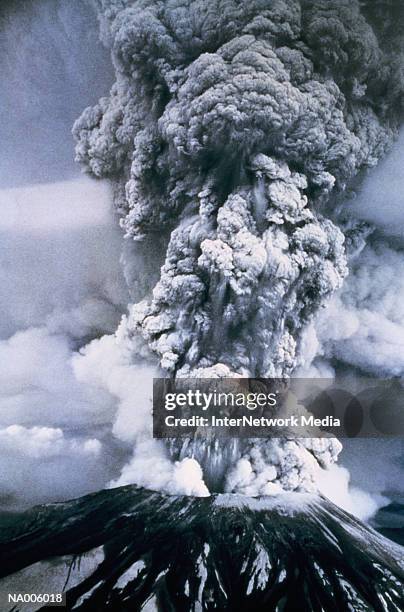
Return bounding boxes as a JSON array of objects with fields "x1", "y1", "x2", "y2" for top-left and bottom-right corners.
[{"x1": 0, "y1": 178, "x2": 129, "y2": 508}]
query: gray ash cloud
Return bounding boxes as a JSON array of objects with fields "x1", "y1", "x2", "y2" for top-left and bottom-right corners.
[
  {"x1": 70, "y1": 0, "x2": 404, "y2": 498},
  {"x1": 74, "y1": 0, "x2": 403, "y2": 379}
]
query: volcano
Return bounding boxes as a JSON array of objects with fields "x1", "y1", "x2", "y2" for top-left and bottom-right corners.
[{"x1": 0, "y1": 486, "x2": 403, "y2": 611}]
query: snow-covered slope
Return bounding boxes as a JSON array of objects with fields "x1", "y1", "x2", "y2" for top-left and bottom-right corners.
[{"x1": 0, "y1": 486, "x2": 403, "y2": 610}]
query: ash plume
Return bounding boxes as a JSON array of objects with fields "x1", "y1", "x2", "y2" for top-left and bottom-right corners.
[
  {"x1": 74, "y1": 0, "x2": 402, "y2": 378},
  {"x1": 72, "y1": 0, "x2": 404, "y2": 497}
]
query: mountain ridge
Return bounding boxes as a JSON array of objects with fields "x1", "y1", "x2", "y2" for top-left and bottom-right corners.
[{"x1": 0, "y1": 485, "x2": 403, "y2": 610}]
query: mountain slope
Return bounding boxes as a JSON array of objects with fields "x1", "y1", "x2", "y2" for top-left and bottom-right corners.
[{"x1": 0, "y1": 486, "x2": 403, "y2": 611}]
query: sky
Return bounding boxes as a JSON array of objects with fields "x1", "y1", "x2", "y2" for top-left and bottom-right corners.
[{"x1": 0, "y1": 0, "x2": 128, "y2": 508}]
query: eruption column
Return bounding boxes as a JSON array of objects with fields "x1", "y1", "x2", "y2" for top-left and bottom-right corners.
[{"x1": 74, "y1": 0, "x2": 404, "y2": 496}]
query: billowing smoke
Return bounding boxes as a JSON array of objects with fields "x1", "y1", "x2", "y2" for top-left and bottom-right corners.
[
  {"x1": 74, "y1": 0, "x2": 403, "y2": 379},
  {"x1": 72, "y1": 0, "x2": 403, "y2": 502}
]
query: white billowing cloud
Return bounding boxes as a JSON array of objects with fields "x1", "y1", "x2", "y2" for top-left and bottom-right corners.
[
  {"x1": 0, "y1": 425, "x2": 100, "y2": 459},
  {"x1": 0, "y1": 4, "x2": 127, "y2": 510},
  {"x1": 310, "y1": 128, "x2": 404, "y2": 376},
  {"x1": 72, "y1": 330, "x2": 210, "y2": 497},
  {"x1": 308, "y1": 242, "x2": 404, "y2": 377},
  {"x1": 296, "y1": 132, "x2": 404, "y2": 506},
  {"x1": 0, "y1": 425, "x2": 102, "y2": 508},
  {"x1": 113, "y1": 443, "x2": 210, "y2": 497},
  {"x1": 0, "y1": 327, "x2": 114, "y2": 429},
  {"x1": 72, "y1": 331, "x2": 155, "y2": 443},
  {"x1": 0, "y1": 173, "x2": 211, "y2": 507},
  {"x1": 0, "y1": 177, "x2": 131, "y2": 508},
  {"x1": 316, "y1": 464, "x2": 388, "y2": 522}
]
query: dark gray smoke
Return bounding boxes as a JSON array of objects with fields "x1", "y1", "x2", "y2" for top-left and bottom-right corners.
[
  {"x1": 74, "y1": 0, "x2": 402, "y2": 378},
  {"x1": 71, "y1": 0, "x2": 404, "y2": 498},
  {"x1": 69, "y1": 0, "x2": 404, "y2": 499}
]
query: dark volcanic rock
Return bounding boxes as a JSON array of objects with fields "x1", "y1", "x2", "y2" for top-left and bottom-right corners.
[{"x1": 0, "y1": 486, "x2": 403, "y2": 611}]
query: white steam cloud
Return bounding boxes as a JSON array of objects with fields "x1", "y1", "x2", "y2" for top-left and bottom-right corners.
[
  {"x1": 302, "y1": 130, "x2": 404, "y2": 378},
  {"x1": 308, "y1": 244, "x2": 404, "y2": 376},
  {"x1": 299, "y1": 129, "x2": 404, "y2": 508}
]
